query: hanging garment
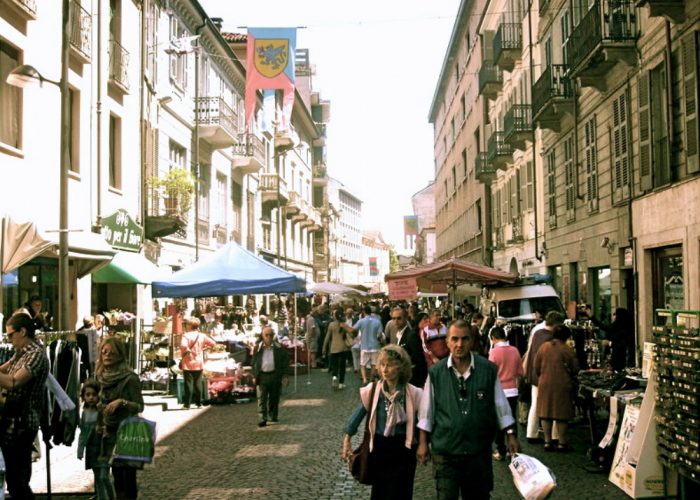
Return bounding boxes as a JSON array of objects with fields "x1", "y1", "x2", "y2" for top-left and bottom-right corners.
[{"x1": 47, "y1": 340, "x2": 81, "y2": 446}]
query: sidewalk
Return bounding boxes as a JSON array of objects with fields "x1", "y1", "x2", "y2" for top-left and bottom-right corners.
[{"x1": 29, "y1": 367, "x2": 630, "y2": 499}]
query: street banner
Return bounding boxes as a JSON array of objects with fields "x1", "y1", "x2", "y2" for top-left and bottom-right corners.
[
  {"x1": 245, "y1": 28, "x2": 296, "y2": 131},
  {"x1": 403, "y1": 215, "x2": 418, "y2": 236},
  {"x1": 388, "y1": 278, "x2": 417, "y2": 301},
  {"x1": 369, "y1": 257, "x2": 378, "y2": 277}
]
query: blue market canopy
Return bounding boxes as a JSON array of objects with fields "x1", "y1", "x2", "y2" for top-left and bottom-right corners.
[{"x1": 152, "y1": 241, "x2": 306, "y2": 297}]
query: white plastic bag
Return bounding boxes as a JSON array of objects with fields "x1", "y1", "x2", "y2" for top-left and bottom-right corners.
[{"x1": 509, "y1": 453, "x2": 557, "y2": 500}]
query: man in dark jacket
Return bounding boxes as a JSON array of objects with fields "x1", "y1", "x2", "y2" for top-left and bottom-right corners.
[
  {"x1": 417, "y1": 320, "x2": 520, "y2": 498},
  {"x1": 391, "y1": 306, "x2": 427, "y2": 387},
  {"x1": 251, "y1": 326, "x2": 289, "y2": 427}
]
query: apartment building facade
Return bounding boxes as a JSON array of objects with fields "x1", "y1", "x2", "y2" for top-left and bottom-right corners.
[
  {"x1": 411, "y1": 181, "x2": 437, "y2": 265},
  {"x1": 431, "y1": 0, "x2": 700, "y2": 345},
  {"x1": 0, "y1": 0, "x2": 331, "y2": 329},
  {"x1": 326, "y1": 177, "x2": 363, "y2": 285}
]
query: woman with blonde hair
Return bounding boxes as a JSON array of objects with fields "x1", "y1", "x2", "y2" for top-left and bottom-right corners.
[
  {"x1": 341, "y1": 345, "x2": 423, "y2": 499},
  {"x1": 95, "y1": 337, "x2": 144, "y2": 499}
]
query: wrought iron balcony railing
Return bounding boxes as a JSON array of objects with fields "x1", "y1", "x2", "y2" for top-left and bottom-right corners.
[
  {"x1": 494, "y1": 22, "x2": 522, "y2": 71},
  {"x1": 69, "y1": 0, "x2": 91, "y2": 61},
  {"x1": 478, "y1": 60, "x2": 503, "y2": 99},
  {"x1": 487, "y1": 132, "x2": 513, "y2": 169},
  {"x1": 475, "y1": 152, "x2": 497, "y2": 183},
  {"x1": 109, "y1": 38, "x2": 130, "y2": 92},
  {"x1": 566, "y1": 0, "x2": 638, "y2": 75},
  {"x1": 533, "y1": 65, "x2": 572, "y2": 112},
  {"x1": 504, "y1": 105, "x2": 533, "y2": 139},
  {"x1": 194, "y1": 97, "x2": 238, "y2": 140}
]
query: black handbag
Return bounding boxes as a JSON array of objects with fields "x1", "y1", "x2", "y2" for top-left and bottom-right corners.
[{"x1": 349, "y1": 382, "x2": 377, "y2": 484}]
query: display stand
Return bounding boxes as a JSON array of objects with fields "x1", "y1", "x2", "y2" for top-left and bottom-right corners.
[{"x1": 653, "y1": 309, "x2": 700, "y2": 497}]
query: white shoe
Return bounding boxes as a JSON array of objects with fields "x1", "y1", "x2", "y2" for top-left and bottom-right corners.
[
  {"x1": 338, "y1": 383, "x2": 345, "y2": 389},
  {"x1": 332, "y1": 376, "x2": 339, "y2": 389}
]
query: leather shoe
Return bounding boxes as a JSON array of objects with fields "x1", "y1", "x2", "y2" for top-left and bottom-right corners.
[{"x1": 258, "y1": 420, "x2": 267, "y2": 427}]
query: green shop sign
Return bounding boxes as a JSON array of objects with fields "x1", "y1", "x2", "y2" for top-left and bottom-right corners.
[{"x1": 102, "y1": 209, "x2": 144, "y2": 251}]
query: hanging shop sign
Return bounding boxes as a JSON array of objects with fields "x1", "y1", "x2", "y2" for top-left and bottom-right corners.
[{"x1": 102, "y1": 209, "x2": 144, "y2": 252}]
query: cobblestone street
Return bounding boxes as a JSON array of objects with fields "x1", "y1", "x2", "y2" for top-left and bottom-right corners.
[{"x1": 32, "y1": 367, "x2": 629, "y2": 499}]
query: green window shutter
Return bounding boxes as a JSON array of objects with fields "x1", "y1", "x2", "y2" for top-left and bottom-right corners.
[
  {"x1": 612, "y1": 91, "x2": 630, "y2": 203},
  {"x1": 682, "y1": 31, "x2": 699, "y2": 174},
  {"x1": 639, "y1": 72, "x2": 652, "y2": 190}
]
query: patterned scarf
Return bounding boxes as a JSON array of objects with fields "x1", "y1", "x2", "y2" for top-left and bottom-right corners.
[{"x1": 381, "y1": 382, "x2": 407, "y2": 437}]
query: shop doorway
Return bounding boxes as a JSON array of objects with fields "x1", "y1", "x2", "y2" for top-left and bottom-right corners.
[{"x1": 590, "y1": 266, "x2": 611, "y2": 322}]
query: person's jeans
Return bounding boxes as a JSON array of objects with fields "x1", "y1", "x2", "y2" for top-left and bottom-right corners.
[
  {"x1": 329, "y1": 352, "x2": 347, "y2": 384},
  {"x1": 93, "y1": 464, "x2": 116, "y2": 499},
  {"x1": 256, "y1": 372, "x2": 281, "y2": 422},
  {"x1": 0, "y1": 427, "x2": 37, "y2": 499},
  {"x1": 495, "y1": 396, "x2": 519, "y2": 455},
  {"x1": 112, "y1": 465, "x2": 138, "y2": 499},
  {"x1": 432, "y1": 451, "x2": 492, "y2": 500},
  {"x1": 183, "y1": 369, "x2": 203, "y2": 407}
]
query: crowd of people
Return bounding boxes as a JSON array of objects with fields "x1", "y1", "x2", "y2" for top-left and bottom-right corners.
[{"x1": 0, "y1": 292, "x2": 635, "y2": 499}]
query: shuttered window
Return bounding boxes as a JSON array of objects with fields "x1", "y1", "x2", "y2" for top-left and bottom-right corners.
[
  {"x1": 682, "y1": 31, "x2": 699, "y2": 174},
  {"x1": 564, "y1": 136, "x2": 575, "y2": 221},
  {"x1": 612, "y1": 91, "x2": 630, "y2": 203},
  {"x1": 547, "y1": 150, "x2": 557, "y2": 228},
  {"x1": 639, "y1": 72, "x2": 652, "y2": 191},
  {"x1": 584, "y1": 116, "x2": 598, "y2": 212}
]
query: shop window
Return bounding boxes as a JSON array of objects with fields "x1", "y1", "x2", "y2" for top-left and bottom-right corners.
[
  {"x1": 652, "y1": 246, "x2": 683, "y2": 325},
  {"x1": 590, "y1": 266, "x2": 611, "y2": 323}
]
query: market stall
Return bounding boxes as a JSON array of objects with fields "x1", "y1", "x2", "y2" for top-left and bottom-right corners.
[{"x1": 151, "y1": 242, "x2": 307, "y2": 399}]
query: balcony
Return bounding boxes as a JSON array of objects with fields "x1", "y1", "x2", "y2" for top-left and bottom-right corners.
[
  {"x1": 275, "y1": 128, "x2": 298, "y2": 151},
  {"x1": 313, "y1": 162, "x2": 328, "y2": 186},
  {"x1": 69, "y1": 0, "x2": 91, "y2": 63},
  {"x1": 259, "y1": 173, "x2": 289, "y2": 210},
  {"x1": 194, "y1": 97, "x2": 238, "y2": 149},
  {"x1": 504, "y1": 104, "x2": 533, "y2": 151},
  {"x1": 493, "y1": 22, "x2": 522, "y2": 72},
  {"x1": 478, "y1": 60, "x2": 503, "y2": 100},
  {"x1": 566, "y1": 0, "x2": 639, "y2": 91},
  {"x1": 313, "y1": 123, "x2": 327, "y2": 147},
  {"x1": 532, "y1": 64, "x2": 574, "y2": 132},
  {"x1": 286, "y1": 191, "x2": 305, "y2": 222},
  {"x1": 305, "y1": 205, "x2": 323, "y2": 231},
  {"x1": 475, "y1": 152, "x2": 497, "y2": 183},
  {"x1": 144, "y1": 186, "x2": 187, "y2": 240},
  {"x1": 3, "y1": 0, "x2": 37, "y2": 21},
  {"x1": 635, "y1": 0, "x2": 686, "y2": 24},
  {"x1": 108, "y1": 39, "x2": 130, "y2": 93},
  {"x1": 507, "y1": 217, "x2": 524, "y2": 244},
  {"x1": 233, "y1": 133, "x2": 265, "y2": 174},
  {"x1": 487, "y1": 132, "x2": 513, "y2": 171}
]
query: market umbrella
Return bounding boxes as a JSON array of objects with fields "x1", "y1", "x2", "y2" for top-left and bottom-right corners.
[
  {"x1": 385, "y1": 258, "x2": 518, "y2": 315},
  {"x1": 308, "y1": 281, "x2": 367, "y2": 297}
]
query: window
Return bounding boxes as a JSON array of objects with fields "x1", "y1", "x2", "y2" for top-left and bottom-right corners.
[
  {"x1": 169, "y1": 140, "x2": 186, "y2": 169},
  {"x1": 169, "y1": 15, "x2": 188, "y2": 89},
  {"x1": 584, "y1": 116, "x2": 598, "y2": 211},
  {"x1": 215, "y1": 173, "x2": 226, "y2": 226},
  {"x1": 145, "y1": 0, "x2": 158, "y2": 82},
  {"x1": 560, "y1": 10, "x2": 570, "y2": 66},
  {"x1": 109, "y1": 114, "x2": 122, "y2": 189},
  {"x1": 68, "y1": 88, "x2": 80, "y2": 173},
  {"x1": 612, "y1": 91, "x2": 630, "y2": 203},
  {"x1": 682, "y1": 32, "x2": 699, "y2": 175},
  {"x1": 198, "y1": 164, "x2": 210, "y2": 221},
  {"x1": 639, "y1": 63, "x2": 672, "y2": 190},
  {"x1": 0, "y1": 40, "x2": 21, "y2": 150},
  {"x1": 232, "y1": 180, "x2": 242, "y2": 238},
  {"x1": 521, "y1": 161, "x2": 534, "y2": 211},
  {"x1": 564, "y1": 135, "x2": 575, "y2": 221},
  {"x1": 452, "y1": 165, "x2": 457, "y2": 192},
  {"x1": 547, "y1": 150, "x2": 557, "y2": 228},
  {"x1": 462, "y1": 148, "x2": 468, "y2": 178}
]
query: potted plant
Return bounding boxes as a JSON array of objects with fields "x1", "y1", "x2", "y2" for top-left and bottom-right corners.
[{"x1": 148, "y1": 168, "x2": 195, "y2": 216}]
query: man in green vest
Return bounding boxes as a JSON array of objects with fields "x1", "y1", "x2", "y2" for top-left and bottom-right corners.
[{"x1": 417, "y1": 320, "x2": 520, "y2": 499}]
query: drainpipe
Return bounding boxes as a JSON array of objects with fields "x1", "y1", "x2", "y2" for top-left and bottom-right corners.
[
  {"x1": 96, "y1": 0, "x2": 103, "y2": 227},
  {"x1": 193, "y1": 21, "x2": 206, "y2": 261},
  {"x1": 139, "y1": 0, "x2": 147, "y2": 227},
  {"x1": 527, "y1": 1, "x2": 542, "y2": 263}
]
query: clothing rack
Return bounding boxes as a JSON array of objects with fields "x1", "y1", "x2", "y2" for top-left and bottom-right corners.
[{"x1": 37, "y1": 329, "x2": 78, "y2": 500}]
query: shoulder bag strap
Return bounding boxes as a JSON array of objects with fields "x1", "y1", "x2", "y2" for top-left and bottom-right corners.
[{"x1": 364, "y1": 381, "x2": 377, "y2": 433}]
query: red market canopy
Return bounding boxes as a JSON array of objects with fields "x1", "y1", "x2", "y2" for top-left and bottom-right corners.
[{"x1": 385, "y1": 258, "x2": 518, "y2": 294}]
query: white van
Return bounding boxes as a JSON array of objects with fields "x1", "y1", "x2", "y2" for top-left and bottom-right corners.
[{"x1": 483, "y1": 283, "x2": 565, "y2": 323}]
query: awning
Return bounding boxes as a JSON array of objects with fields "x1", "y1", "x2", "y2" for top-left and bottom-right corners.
[
  {"x1": 92, "y1": 251, "x2": 165, "y2": 285},
  {"x1": 42, "y1": 230, "x2": 116, "y2": 277},
  {"x1": 1, "y1": 217, "x2": 54, "y2": 274}
]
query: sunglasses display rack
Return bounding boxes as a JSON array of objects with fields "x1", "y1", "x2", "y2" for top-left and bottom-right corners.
[{"x1": 653, "y1": 309, "x2": 700, "y2": 487}]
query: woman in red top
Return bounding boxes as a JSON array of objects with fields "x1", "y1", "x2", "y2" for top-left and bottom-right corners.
[{"x1": 180, "y1": 317, "x2": 217, "y2": 409}]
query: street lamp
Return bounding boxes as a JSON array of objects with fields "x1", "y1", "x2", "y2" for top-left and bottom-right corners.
[{"x1": 7, "y1": 0, "x2": 72, "y2": 331}]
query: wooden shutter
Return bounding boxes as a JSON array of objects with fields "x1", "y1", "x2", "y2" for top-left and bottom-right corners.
[
  {"x1": 682, "y1": 31, "x2": 699, "y2": 174},
  {"x1": 639, "y1": 72, "x2": 652, "y2": 190},
  {"x1": 612, "y1": 92, "x2": 630, "y2": 203}
]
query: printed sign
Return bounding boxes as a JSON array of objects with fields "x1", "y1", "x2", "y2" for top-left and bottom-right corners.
[
  {"x1": 388, "y1": 278, "x2": 418, "y2": 301},
  {"x1": 101, "y1": 209, "x2": 143, "y2": 251}
]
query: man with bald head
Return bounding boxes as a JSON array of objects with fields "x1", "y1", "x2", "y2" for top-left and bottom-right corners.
[{"x1": 252, "y1": 326, "x2": 289, "y2": 427}]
